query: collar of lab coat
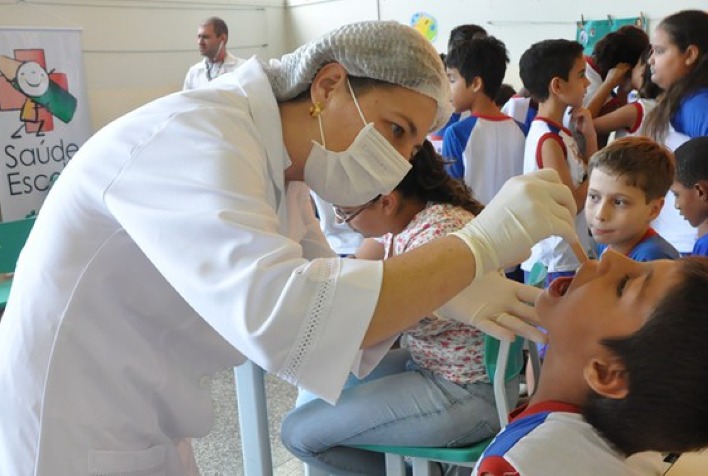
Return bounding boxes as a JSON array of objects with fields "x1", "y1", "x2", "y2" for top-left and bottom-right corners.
[{"x1": 233, "y1": 58, "x2": 290, "y2": 207}]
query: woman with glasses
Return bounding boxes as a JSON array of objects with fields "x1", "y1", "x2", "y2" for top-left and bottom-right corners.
[{"x1": 282, "y1": 142, "x2": 520, "y2": 475}]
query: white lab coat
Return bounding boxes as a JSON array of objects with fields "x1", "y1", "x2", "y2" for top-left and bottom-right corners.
[
  {"x1": 0, "y1": 58, "x2": 393, "y2": 476},
  {"x1": 183, "y1": 51, "x2": 247, "y2": 90}
]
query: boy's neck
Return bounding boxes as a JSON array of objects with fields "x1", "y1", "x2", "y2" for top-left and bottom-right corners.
[
  {"x1": 529, "y1": 348, "x2": 589, "y2": 408},
  {"x1": 608, "y1": 226, "x2": 652, "y2": 256},
  {"x1": 537, "y1": 97, "x2": 569, "y2": 125},
  {"x1": 469, "y1": 94, "x2": 505, "y2": 118},
  {"x1": 698, "y1": 219, "x2": 708, "y2": 239}
]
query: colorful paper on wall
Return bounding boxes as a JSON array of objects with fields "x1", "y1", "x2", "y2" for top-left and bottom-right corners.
[{"x1": 576, "y1": 16, "x2": 647, "y2": 55}]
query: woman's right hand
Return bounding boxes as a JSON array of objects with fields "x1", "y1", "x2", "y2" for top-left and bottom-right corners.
[{"x1": 450, "y1": 169, "x2": 579, "y2": 279}]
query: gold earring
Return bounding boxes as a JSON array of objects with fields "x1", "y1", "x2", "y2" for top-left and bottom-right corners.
[{"x1": 309, "y1": 102, "x2": 323, "y2": 118}]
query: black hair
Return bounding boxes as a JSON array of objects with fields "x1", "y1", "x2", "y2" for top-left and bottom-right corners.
[
  {"x1": 592, "y1": 25, "x2": 649, "y2": 77},
  {"x1": 588, "y1": 136, "x2": 674, "y2": 202},
  {"x1": 495, "y1": 84, "x2": 516, "y2": 107},
  {"x1": 674, "y1": 136, "x2": 708, "y2": 187},
  {"x1": 445, "y1": 36, "x2": 509, "y2": 99},
  {"x1": 519, "y1": 39, "x2": 584, "y2": 102},
  {"x1": 637, "y1": 45, "x2": 662, "y2": 100},
  {"x1": 203, "y1": 17, "x2": 228, "y2": 38},
  {"x1": 583, "y1": 257, "x2": 708, "y2": 455},
  {"x1": 396, "y1": 140, "x2": 483, "y2": 215},
  {"x1": 447, "y1": 24, "x2": 488, "y2": 52},
  {"x1": 645, "y1": 10, "x2": 708, "y2": 141}
]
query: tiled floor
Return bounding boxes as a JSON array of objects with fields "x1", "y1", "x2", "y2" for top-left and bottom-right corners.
[{"x1": 192, "y1": 368, "x2": 304, "y2": 476}]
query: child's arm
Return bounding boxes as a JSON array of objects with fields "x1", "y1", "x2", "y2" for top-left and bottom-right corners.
[
  {"x1": 593, "y1": 103, "x2": 641, "y2": 135},
  {"x1": 586, "y1": 63, "x2": 632, "y2": 118},
  {"x1": 354, "y1": 238, "x2": 386, "y2": 260},
  {"x1": 541, "y1": 139, "x2": 588, "y2": 212},
  {"x1": 570, "y1": 107, "x2": 598, "y2": 161}
]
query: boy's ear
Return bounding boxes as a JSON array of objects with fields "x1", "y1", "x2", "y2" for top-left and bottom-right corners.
[
  {"x1": 549, "y1": 76, "x2": 563, "y2": 97},
  {"x1": 695, "y1": 180, "x2": 708, "y2": 201},
  {"x1": 470, "y1": 76, "x2": 484, "y2": 93},
  {"x1": 647, "y1": 197, "x2": 664, "y2": 221},
  {"x1": 584, "y1": 355, "x2": 629, "y2": 400},
  {"x1": 310, "y1": 63, "x2": 348, "y2": 105}
]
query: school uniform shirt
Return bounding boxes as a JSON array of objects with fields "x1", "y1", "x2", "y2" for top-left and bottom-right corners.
[
  {"x1": 693, "y1": 234, "x2": 708, "y2": 257},
  {"x1": 442, "y1": 114, "x2": 526, "y2": 205},
  {"x1": 183, "y1": 51, "x2": 247, "y2": 90},
  {"x1": 614, "y1": 98, "x2": 657, "y2": 139},
  {"x1": 521, "y1": 117, "x2": 593, "y2": 273},
  {"x1": 596, "y1": 228, "x2": 680, "y2": 261},
  {"x1": 501, "y1": 96, "x2": 538, "y2": 136},
  {"x1": 378, "y1": 203, "x2": 487, "y2": 384},
  {"x1": 429, "y1": 111, "x2": 470, "y2": 154},
  {"x1": 652, "y1": 90, "x2": 708, "y2": 254},
  {"x1": 0, "y1": 58, "x2": 392, "y2": 476},
  {"x1": 473, "y1": 401, "x2": 639, "y2": 476}
]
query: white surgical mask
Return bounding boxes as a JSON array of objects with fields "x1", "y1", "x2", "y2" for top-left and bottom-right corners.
[{"x1": 303, "y1": 80, "x2": 412, "y2": 206}]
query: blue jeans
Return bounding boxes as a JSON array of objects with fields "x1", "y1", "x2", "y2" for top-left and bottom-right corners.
[{"x1": 281, "y1": 349, "x2": 519, "y2": 475}]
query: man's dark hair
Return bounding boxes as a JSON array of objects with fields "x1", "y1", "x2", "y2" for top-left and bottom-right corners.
[
  {"x1": 583, "y1": 257, "x2": 708, "y2": 455},
  {"x1": 519, "y1": 39, "x2": 584, "y2": 102},
  {"x1": 203, "y1": 17, "x2": 228, "y2": 38},
  {"x1": 446, "y1": 36, "x2": 509, "y2": 99}
]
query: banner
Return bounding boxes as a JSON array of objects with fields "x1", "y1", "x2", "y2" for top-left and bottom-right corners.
[
  {"x1": 576, "y1": 16, "x2": 647, "y2": 56},
  {"x1": 0, "y1": 27, "x2": 91, "y2": 221}
]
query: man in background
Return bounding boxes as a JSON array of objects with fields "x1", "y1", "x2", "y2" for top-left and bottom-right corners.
[{"x1": 183, "y1": 17, "x2": 246, "y2": 90}]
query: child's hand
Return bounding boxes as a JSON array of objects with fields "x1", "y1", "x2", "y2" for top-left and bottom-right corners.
[
  {"x1": 604, "y1": 63, "x2": 632, "y2": 88},
  {"x1": 570, "y1": 107, "x2": 597, "y2": 140}
]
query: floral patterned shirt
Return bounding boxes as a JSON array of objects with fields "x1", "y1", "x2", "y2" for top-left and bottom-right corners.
[{"x1": 379, "y1": 202, "x2": 487, "y2": 384}]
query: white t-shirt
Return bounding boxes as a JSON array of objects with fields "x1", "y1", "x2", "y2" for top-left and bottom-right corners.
[{"x1": 183, "y1": 51, "x2": 247, "y2": 90}]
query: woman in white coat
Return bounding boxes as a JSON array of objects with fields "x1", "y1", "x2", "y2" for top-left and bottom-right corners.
[{"x1": 0, "y1": 21, "x2": 578, "y2": 475}]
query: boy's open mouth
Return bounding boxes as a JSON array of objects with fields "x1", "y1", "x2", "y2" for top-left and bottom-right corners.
[{"x1": 549, "y1": 275, "x2": 574, "y2": 297}]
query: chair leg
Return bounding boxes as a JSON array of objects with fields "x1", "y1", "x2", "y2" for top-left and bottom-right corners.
[
  {"x1": 304, "y1": 463, "x2": 330, "y2": 476},
  {"x1": 411, "y1": 457, "x2": 436, "y2": 476},
  {"x1": 385, "y1": 453, "x2": 408, "y2": 476}
]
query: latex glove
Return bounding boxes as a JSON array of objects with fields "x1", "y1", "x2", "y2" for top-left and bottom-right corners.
[
  {"x1": 434, "y1": 271, "x2": 546, "y2": 343},
  {"x1": 451, "y1": 169, "x2": 578, "y2": 279}
]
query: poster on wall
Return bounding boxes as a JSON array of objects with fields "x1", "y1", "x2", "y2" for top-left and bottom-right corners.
[
  {"x1": 410, "y1": 12, "x2": 439, "y2": 42},
  {"x1": 0, "y1": 27, "x2": 91, "y2": 221},
  {"x1": 577, "y1": 16, "x2": 647, "y2": 55}
]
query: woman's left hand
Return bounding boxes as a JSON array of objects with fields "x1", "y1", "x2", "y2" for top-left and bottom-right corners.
[{"x1": 434, "y1": 271, "x2": 546, "y2": 343}]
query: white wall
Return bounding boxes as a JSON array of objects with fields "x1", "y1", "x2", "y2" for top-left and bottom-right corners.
[
  {"x1": 284, "y1": 0, "x2": 708, "y2": 89},
  {"x1": 3, "y1": 0, "x2": 706, "y2": 131},
  {"x1": 1, "y1": 0, "x2": 288, "y2": 130}
]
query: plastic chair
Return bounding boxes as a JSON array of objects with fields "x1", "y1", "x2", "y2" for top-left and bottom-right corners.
[
  {"x1": 304, "y1": 335, "x2": 529, "y2": 476},
  {"x1": 0, "y1": 217, "x2": 36, "y2": 309}
]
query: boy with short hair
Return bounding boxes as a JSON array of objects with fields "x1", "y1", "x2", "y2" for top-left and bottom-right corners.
[
  {"x1": 474, "y1": 251, "x2": 708, "y2": 475},
  {"x1": 519, "y1": 39, "x2": 597, "y2": 285},
  {"x1": 672, "y1": 137, "x2": 708, "y2": 256},
  {"x1": 586, "y1": 136, "x2": 679, "y2": 260},
  {"x1": 442, "y1": 36, "x2": 525, "y2": 205}
]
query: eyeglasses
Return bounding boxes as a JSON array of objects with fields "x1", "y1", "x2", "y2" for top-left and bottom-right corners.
[{"x1": 332, "y1": 195, "x2": 381, "y2": 224}]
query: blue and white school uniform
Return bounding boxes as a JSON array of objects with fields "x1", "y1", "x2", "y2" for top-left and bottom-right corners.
[
  {"x1": 501, "y1": 96, "x2": 537, "y2": 136},
  {"x1": 442, "y1": 114, "x2": 525, "y2": 205}
]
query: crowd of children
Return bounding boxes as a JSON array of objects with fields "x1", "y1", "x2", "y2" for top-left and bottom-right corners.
[{"x1": 287, "y1": 8, "x2": 708, "y2": 476}]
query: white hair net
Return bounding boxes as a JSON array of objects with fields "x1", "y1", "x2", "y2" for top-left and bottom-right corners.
[{"x1": 262, "y1": 21, "x2": 451, "y2": 131}]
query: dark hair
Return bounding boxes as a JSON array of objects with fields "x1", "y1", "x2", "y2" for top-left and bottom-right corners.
[
  {"x1": 645, "y1": 10, "x2": 708, "y2": 141},
  {"x1": 446, "y1": 36, "x2": 509, "y2": 98},
  {"x1": 583, "y1": 257, "x2": 708, "y2": 455},
  {"x1": 495, "y1": 83, "x2": 516, "y2": 107},
  {"x1": 203, "y1": 17, "x2": 228, "y2": 38},
  {"x1": 519, "y1": 39, "x2": 584, "y2": 102},
  {"x1": 588, "y1": 136, "x2": 674, "y2": 202},
  {"x1": 674, "y1": 136, "x2": 708, "y2": 187},
  {"x1": 396, "y1": 140, "x2": 483, "y2": 215},
  {"x1": 592, "y1": 25, "x2": 649, "y2": 77},
  {"x1": 637, "y1": 46, "x2": 662, "y2": 100},
  {"x1": 447, "y1": 24, "x2": 488, "y2": 52}
]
